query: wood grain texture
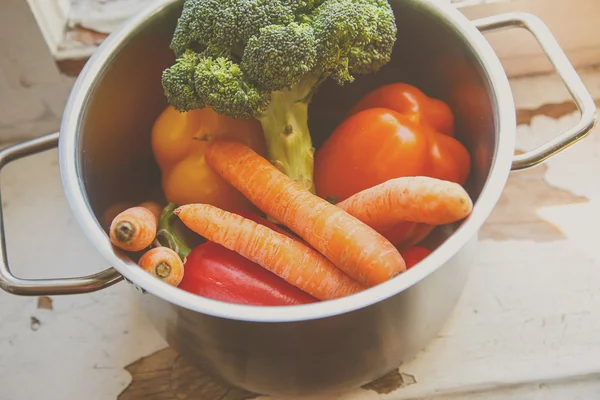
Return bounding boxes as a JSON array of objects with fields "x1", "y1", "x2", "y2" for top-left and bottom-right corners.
[
  {"x1": 118, "y1": 348, "x2": 417, "y2": 399},
  {"x1": 479, "y1": 162, "x2": 587, "y2": 241},
  {"x1": 118, "y1": 348, "x2": 258, "y2": 400}
]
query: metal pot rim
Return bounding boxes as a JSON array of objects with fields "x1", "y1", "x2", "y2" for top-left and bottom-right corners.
[{"x1": 58, "y1": 0, "x2": 516, "y2": 322}]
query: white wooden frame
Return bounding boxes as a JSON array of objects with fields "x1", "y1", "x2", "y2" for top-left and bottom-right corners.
[
  {"x1": 25, "y1": 0, "x2": 98, "y2": 61},
  {"x1": 25, "y1": 0, "x2": 600, "y2": 77}
]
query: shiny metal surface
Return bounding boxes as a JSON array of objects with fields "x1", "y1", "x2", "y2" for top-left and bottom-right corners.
[
  {"x1": 474, "y1": 12, "x2": 598, "y2": 171},
  {"x1": 0, "y1": 132, "x2": 123, "y2": 295},
  {"x1": 60, "y1": 0, "x2": 516, "y2": 323},
  {"x1": 57, "y1": 0, "x2": 516, "y2": 393},
  {"x1": 0, "y1": 0, "x2": 581, "y2": 395}
]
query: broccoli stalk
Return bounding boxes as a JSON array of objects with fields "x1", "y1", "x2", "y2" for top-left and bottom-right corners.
[
  {"x1": 255, "y1": 74, "x2": 322, "y2": 190},
  {"x1": 161, "y1": 0, "x2": 397, "y2": 192}
]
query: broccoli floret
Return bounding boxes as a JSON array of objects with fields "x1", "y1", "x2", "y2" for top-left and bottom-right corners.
[
  {"x1": 312, "y1": 0, "x2": 397, "y2": 83},
  {"x1": 241, "y1": 23, "x2": 317, "y2": 91},
  {"x1": 162, "y1": 50, "x2": 205, "y2": 112},
  {"x1": 194, "y1": 56, "x2": 271, "y2": 118},
  {"x1": 162, "y1": 0, "x2": 397, "y2": 192}
]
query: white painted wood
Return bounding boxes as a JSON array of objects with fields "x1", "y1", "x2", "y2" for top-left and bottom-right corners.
[
  {"x1": 452, "y1": 0, "x2": 512, "y2": 7},
  {"x1": 25, "y1": 0, "x2": 71, "y2": 56},
  {"x1": 69, "y1": 0, "x2": 156, "y2": 34},
  {"x1": 0, "y1": 0, "x2": 75, "y2": 142},
  {"x1": 460, "y1": 0, "x2": 600, "y2": 77},
  {"x1": 24, "y1": 0, "x2": 599, "y2": 79},
  {"x1": 0, "y1": 147, "x2": 167, "y2": 400}
]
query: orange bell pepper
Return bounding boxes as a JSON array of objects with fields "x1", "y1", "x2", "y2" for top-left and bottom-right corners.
[
  {"x1": 151, "y1": 105, "x2": 267, "y2": 211},
  {"x1": 347, "y1": 82, "x2": 471, "y2": 185},
  {"x1": 314, "y1": 82, "x2": 471, "y2": 249},
  {"x1": 348, "y1": 82, "x2": 456, "y2": 136}
]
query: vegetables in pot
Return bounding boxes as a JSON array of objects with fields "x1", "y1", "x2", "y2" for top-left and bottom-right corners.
[
  {"x1": 151, "y1": 105, "x2": 267, "y2": 210},
  {"x1": 157, "y1": 204, "x2": 320, "y2": 305},
  {"x1": 175, "y1": 204, "x2": 365, "y2": 301},
  {"x1": 314, "y1": 83, "x2": 472, "y2": 247},
  {"x1": 160, "y1": 0, "x2": 398, "y2": 192},
  {"x1": 203, "y1": 140, "x2": 407, "y2": 287},
  {"x1": 179, "y1": 241, "x2": 318, "y2": 306}
]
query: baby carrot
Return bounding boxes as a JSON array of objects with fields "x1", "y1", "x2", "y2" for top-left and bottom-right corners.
[
  {"x1": 138, "y1": 246, "x2": 184, "y2": 286},
  {"x1": 139, "y1": 201, "x2": 163, "y2": 222},
  {"x1": 109, "y1": 206, "x2": 157, "y2": 252},
  {"x1": 102, "y1": 201, "x2": 161, "y2": 231},
  {"x1": 204, "y1": 140, "x2": 406, "y2": 287},
  {"x1": 336, "y1": 176, "x2": 473, "y2": 232},
  {"x1": 101, "y1": 201, "x2": 135, "y2": 231},
  {"x1": 174, "y1": 204, "x2": 365, "y2": 301}
]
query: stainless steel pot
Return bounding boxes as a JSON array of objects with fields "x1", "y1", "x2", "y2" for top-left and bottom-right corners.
[{"x1": 0, "y1": 0, "x2": 596, "y2": 396}]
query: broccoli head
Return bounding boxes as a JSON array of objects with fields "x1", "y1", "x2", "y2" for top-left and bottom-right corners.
[
  {"x1": 241, "y1": 22, "x2": 318, "y2": 92},
  {"x1": 162, "y1": 0, "x2": 397, "y2": 191}
]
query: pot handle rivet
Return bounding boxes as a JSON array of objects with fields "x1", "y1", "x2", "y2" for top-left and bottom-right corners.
[
  {"x1": 0, "y1": 132, "x2": 123, "y2": 296},
  {"x1": 474, "y1": 12, "x2": 598, "y2": 170}
]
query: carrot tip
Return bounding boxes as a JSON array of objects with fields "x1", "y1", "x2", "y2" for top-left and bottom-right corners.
[
  {"x1": 155, "y1": 262, "x2": 172, "y2": 279},
  {"x1": 114, "y1": 221, "x2": 135, "y2": 243},
  {"x1": 138, "y1": 246, "x2": 184, "y2": 287}
]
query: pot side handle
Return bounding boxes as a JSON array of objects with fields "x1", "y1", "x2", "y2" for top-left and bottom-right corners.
[
  {"x1": 474, "y1": 12, "x2": 598, "y2": 170},
  {"x1": 0, "y1": 132, "x2": 123, "y2": 296}
]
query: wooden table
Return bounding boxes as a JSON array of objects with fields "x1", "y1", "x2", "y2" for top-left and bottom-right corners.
[{"x1": 1, "y1": 70, "x2": 599, "y2": 400}]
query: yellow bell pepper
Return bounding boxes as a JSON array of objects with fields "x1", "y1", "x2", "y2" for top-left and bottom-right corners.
[{"x1": 151, "y1": 105, "x2": 267, "y2": 211}]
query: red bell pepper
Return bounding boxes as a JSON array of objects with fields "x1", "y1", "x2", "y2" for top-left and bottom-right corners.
[
  {"x1": 401, "y1": 246, "x2": 432, "y2": 269},
  {"x1": 178, "y1": 241, "x2": 318, "y2": 306},
  {"x1": 157, "y1": 204, "x2": 317, "y2": 306}
]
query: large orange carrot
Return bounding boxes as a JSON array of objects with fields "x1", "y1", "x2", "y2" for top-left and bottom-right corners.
[
  {"x1": 336, "y1": 176, "x2": 473, "y2": 232},
  {"x1": 109, "y1": 206, "x2": 157, "y2": 252},
  {"x1": 204, "y1": 140, "x2": 405, "y2": 287},
  {"x1": 174, "y1": 204, "x2": 365, "y2": 300},
  {"x1": 138, "y1": 246, "x2": 184, "y2": 286}
]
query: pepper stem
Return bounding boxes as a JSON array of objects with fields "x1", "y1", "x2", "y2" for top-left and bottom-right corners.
[{"x1": 156, "y1": 203, "x2": 192, "y2": 259}]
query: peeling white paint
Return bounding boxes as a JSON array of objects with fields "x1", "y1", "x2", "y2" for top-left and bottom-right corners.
[
  {"x1": 0, "y1": 148, "x2": 167, "y2": 400},
  {"x1": 510, "y1": 68, "x2": 600, "y2": 263},
  {"x1": 513, "y1": 106, "x2": 600, "y2": 262},
  {"x1": 69, "y1": 0, "x2": 155, "y2": 34}
]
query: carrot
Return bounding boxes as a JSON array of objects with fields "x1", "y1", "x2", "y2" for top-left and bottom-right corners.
[
  {"x1": 204, "y1": 140, "x2": 405, "y2": 287},
  {"x1": 138, "y1": 246, "x2": 184, "y2": 286},
  {"x1": 109, "y1": 206, "x2": 157, "y2": 252},
  {"x1": 174, "y1": 204, "x2": 365, "y2": 300},
  {"x1": 139, "y1": 201, "x2": 163, "y2": 222},
  {"x1": 336, "y1": 176, "x2": 473, "y2": 232},
  {"x1": 101, "y1": 201, "x2": 135, "y2": 230},
  {"x1": 102, "y1": 200, "x2": 161, "y2": 231}
]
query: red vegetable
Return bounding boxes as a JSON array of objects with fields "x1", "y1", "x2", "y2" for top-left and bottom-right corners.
[
  {"x1": 401, "y1": 246, "x2": 432, "y2": 269},
  {"x1": 178, "y1": 241, "x2": 318, "y2": 306},
  {"x1": 175, "y1": 204, "x2": 364, "y2": 301},
  {"x1": 177, "y1": 210, "x2": 318, "y2": 306}
]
